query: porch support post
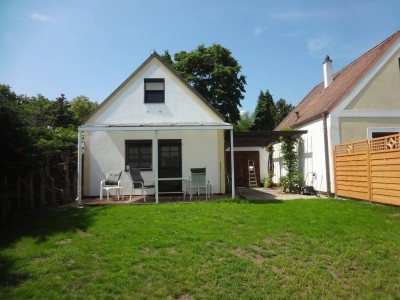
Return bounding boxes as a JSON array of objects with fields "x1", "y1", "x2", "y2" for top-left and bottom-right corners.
[
  {"x1": 76, "y1": 131, "x2": 83, "y2": 205},
  {"x1": 153, "y1": 130, "x2": 159, "y2": 203},
  {"x1": 230, "y1": 129, "x2": 235, "y2": 198}
]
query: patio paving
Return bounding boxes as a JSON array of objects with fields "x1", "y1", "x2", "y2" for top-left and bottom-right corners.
[{"x1": 237, "y1": 187, "x2": 322, "y2": 201}]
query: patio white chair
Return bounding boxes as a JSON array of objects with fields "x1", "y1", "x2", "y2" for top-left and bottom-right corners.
[
  {"x1": 188, "y1": 168, "x2": 209, "y2": 201},
  {"x1": 129, "y1": 167, "x2": 154, "y2": 202},
  {"x1": 100, "y1": 171, "x2": 123, "y2": 201}
]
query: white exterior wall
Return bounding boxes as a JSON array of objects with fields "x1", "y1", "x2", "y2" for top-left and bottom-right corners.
[
  {"x1": 82, "y1": 55, "x2": 229, "y2": 198},
  {"x1": 299, "y1": 119, "x2": 329, "y2": 192},
  {"x1": 86, "y1": 59, "x2": 221, "y2": 125},
  {"x1": 84, "y1": 129, "x2": 223, "y2": 197},
  {"x1": 273, "y1": 118, "x2": 330, "y2": 193}
]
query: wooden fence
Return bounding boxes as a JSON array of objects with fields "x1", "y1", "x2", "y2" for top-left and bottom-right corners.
[
  {"x1": 1, "y1": 163, "x2": 77, "y2": 222},
  {"x1": 334, "y1": 133, "x2": 400, "y2": 206}
]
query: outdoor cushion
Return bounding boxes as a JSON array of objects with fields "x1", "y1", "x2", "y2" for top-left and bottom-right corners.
[
  {"x1": 105, "y1": 171, "x2": 122, "y2": 185},
  {"x1": 190, "y1": 168, "x2": 206, "y2": 174}
]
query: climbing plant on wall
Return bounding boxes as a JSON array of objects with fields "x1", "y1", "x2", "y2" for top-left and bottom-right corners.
[{"x1": 279, "y1": 130, "x2": 303, "y2": 193}]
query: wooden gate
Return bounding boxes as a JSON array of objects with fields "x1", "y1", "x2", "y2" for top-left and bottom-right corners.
[
  {"x1": 226, "y1": 151, "x2": 260, "y2": 187},
  {"x1": 334, "y1": 134, "x2": 400, "y2": 206}
]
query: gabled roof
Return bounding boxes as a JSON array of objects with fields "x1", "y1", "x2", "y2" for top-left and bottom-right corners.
[
  {"x1": 84, "y1": 51, "x2": 226, "y2": 124},
  {"x1": 275, "y1": 30, "x2": 400, "y2": 130}
]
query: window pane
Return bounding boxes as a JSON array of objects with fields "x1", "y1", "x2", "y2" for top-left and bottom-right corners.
[
  {"x1": 126, "y1": 140, "x2": 152, "y2": 170},
  {"x1": 146, "y1": 81, "x2": 164, "y2": 90},
  {"x1": 146, "y1": 91, "x2": 164, "y2": 103}
]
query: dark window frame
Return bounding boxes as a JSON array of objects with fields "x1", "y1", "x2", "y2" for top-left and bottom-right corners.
[
  {"x1": 144, "y1": 78, "x2": 165, "y2": 103},
  {"x1": 125, "y1": 140, "x2": 152, "y2": 171}
]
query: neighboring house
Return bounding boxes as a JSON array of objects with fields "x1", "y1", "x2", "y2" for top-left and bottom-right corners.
[
  {"x1": 76, "y1": 52, "x2": 235, "y2": 203},
  {"x1": 274, "y1": 30, "x2": 400, "y2": 195}
]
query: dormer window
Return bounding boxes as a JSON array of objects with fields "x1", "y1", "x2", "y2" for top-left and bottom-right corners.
[{"x1": 144, "y1": 78, "x2": 165, "y2": 103}]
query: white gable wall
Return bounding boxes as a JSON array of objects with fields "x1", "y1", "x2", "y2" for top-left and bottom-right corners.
[{"x1": 86, "y1": 58, "x2": 222, "y2": 125}]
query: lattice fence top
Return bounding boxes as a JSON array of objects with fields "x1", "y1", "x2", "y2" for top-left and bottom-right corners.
[
  {"x1": 335, "y1": 133, "x2": 400, "y2": 155},
  {"x1": 335, "y1": 140, "x2": 368, "y2": 155},
  {"x1": 370, "y1": 134, "x2": 400, "y2": 152}
]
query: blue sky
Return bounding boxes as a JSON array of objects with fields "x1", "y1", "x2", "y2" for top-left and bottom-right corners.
[{"x1": 0, "y1": 0, "x2": 399, "y2": 114}]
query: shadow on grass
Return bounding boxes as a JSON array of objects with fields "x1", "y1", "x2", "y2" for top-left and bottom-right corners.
[{"x1": 0, "y1": 205, "x2": 100, "y2": 289}]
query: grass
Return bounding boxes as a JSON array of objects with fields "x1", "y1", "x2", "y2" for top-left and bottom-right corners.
[{"x1": 1, "y1": 198, "x2": 400, "y2": 299}]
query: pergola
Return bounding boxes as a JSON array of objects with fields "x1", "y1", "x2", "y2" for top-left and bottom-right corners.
[
  {"x1": 226, "y1": 130, "x2": 308, "y2": 148},
  {"x1": 76, "y1": 122, "x2": 235, "y2": 205}
]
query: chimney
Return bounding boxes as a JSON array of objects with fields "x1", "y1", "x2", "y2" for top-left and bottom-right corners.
[{"x1": 323, "y1": 55, "x2": 333, "y2": 88}]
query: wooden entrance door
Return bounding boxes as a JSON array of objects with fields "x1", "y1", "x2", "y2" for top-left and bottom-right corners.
[
  {"x1": 158, "y1": 140, "x2": 182, "y2": 192},
  {"x1": 226, "y1": 151, "x2": 260, "y2": 187}
]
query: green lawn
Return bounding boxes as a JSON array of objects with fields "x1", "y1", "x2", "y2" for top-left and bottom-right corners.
[{"x1": 1, "y1": 198, "x2": 400, "y2": 299}]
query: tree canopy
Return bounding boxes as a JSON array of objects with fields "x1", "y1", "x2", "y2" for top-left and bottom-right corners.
[
  {"x1": 70, "y1": 95, "x2": 99, "y2": 126},
  {"x1": 252, "y1": 90, "x2": 276, "y2": 131},
  {"x1": 251, "y1": 90, "x2": 294, "y2": 132},
  {"x1": 162, "y1": 44, "x2": 246, "y2": 124},
  {"x1": 0, "y1": 84, "x2": 98, "y2": 174}
]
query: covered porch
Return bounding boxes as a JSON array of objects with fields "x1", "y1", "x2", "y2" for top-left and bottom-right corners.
[{"x1": 76, "y1": 123, "x2": 236, "y2": 205}]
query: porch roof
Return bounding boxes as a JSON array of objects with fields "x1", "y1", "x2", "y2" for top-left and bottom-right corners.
[{"x1": 79, "y1": 122, "x2": 233, "y2": 132}]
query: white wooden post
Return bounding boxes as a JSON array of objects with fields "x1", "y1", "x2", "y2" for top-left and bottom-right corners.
[
  {"x1": 77, "y1": 131, "x2": 83, "y2": 205},
  {"x1": 154, "y1": 130, "x2": 159, "y2": 203},
  {"x1": 230, "y1": 129, "x2": 235, "y2": 198}
]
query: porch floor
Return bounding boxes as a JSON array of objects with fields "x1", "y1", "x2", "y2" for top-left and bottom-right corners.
[
  {"x1": 81, "y1": 187, "x2": 322, "y2": 206},
  {"x1": 82, "y1": 193, "x2": 227, "y2": 206}
]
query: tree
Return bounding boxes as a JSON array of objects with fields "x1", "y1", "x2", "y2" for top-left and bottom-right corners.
[
  {"x1": 53, "y1": 94, "x2": 74, "y2": 128},
  {"x1": 161, "y1": 44, "x2": 246, "y2": 124},
  {"x1": 234, "y1": 111, "x2": 253, "y2": 132},
  {"x1": 252, "y1": 90, "x2": 275, "y2": 131},
  {"x1": 274, "y1": 98, "x2": 294, "y2": 127},
  {"x1": 0, "y1": 85, "x2": 33, "y2": 173},
  {"x1": 22, "y1": 94, "x2": 55, "y2": 128},
  {"x1": 69, "y1": 95, "x2": 98, "y2": 126}
]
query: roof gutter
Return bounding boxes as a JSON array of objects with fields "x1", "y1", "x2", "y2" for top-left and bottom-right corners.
[{"x1": 322, "y1": 112, "x2": 332, "y2": 195}]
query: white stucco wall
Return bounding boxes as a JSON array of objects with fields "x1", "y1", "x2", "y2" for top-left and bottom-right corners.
[
  {"x1": 82, "y1": 55, "x2": 230, "y2": 198},
  {"x1": 273, "y1": 118, "x2": 330, "y2": 193},
  {"x1": 84, "y1": 129, "x2": 224, "y2": 197},
  {"x1": 86, "y1": 59, "x2": 221, "y2": 125}
]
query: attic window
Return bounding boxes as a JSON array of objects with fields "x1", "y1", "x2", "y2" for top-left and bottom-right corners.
[{"x1": 145, "y1": 78, "x2": 165, "y2": 103}]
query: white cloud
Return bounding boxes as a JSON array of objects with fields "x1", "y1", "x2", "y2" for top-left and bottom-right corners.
[
  {"x1": 253, "y1": 26, "x2": 265, "y2": 36},
  {"x1": 307, "y1": 37, "x2": 332, "y2": 56},
  {"x1": 268, "y1": 10, "x2": 336, "y2": 21},
  {"x1": 30, "y1": 13, "x2": 52, "y2": 22}
]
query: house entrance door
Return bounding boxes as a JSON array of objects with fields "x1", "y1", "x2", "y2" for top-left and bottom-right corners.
[{"x1": 158, "y1": 140, "x2": 182, "y2": 193}]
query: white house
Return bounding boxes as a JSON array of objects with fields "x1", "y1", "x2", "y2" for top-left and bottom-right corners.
[
  {"x1": 76, "y1": 52, "x2": 235, "y2": 204},
  {"x1": 274, "y1": 30, "x2": 400, "y2": 195}
]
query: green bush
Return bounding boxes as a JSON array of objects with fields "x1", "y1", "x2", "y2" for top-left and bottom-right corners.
[
  {"x1": 263, "y1": 173, "x2": 277, "y2": 188},
  {"x1": 279, "y1": 172, "x2": 304, "y2": 193}
]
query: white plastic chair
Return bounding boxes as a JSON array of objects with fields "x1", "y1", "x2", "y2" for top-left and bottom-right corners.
[
  {"x1": 188, "y1": 168, "x2": 209, "y2": 201},
  {"x1": 100, "y1": 171, "x2": 123, "y2": 201}
]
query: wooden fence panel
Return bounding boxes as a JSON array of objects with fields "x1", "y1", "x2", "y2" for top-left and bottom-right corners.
[
  {"x1": 334, "y1": 134, "x2": 400, "y2": 206},
  {"x1": 334, "y1": 141, "x2": 370, "y2": 201}
]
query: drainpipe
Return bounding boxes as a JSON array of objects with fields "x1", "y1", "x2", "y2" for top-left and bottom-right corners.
[{"x1": 322, "y1": 112, "x2": 331, "y2": 195}]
